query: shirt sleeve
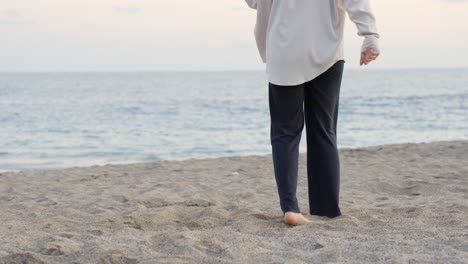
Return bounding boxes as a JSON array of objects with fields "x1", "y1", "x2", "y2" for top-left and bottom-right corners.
[
  {"x1": 244, "y1": 0, "x2": 257, "y2": 9},
  {"x1": 343, "y1": 0, "x2": 381, "y2": 52},
  {"x1": 245, "y1": 0, "x2": 272, "y2": 63},
  {"x1": 254, "y1": 0, "x2": 272, "y2": 63}
]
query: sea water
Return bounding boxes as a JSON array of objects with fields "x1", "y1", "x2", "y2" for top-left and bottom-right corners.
[{"x1": 1, "y1": 68, "x2": 467, "y2": 171}]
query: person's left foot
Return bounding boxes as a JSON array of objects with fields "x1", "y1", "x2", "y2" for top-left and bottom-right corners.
[{"x1": 283, "y1": 211, "x2": 312, "y2": 225}]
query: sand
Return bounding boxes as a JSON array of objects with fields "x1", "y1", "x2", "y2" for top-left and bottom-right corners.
[{"x1": 0, "y1": 140, "x2": 467, "y2": 263}]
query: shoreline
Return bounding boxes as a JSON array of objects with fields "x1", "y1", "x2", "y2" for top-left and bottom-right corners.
[
  {"x1": 1, "y1": 139, "x2": 465, "y2": 174},
  {"x1": 1, "y1": 139, "x2": 467, "y2": 263}
]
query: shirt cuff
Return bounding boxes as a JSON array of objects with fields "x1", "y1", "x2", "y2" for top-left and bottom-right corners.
[{"x1": 361, "y1": 35, "x2": 380, "y2": 53}]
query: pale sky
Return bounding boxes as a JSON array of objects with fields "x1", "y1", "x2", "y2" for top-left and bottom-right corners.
[{"x1": 1, "y1": 0, "x2": 467, "y2": 71}]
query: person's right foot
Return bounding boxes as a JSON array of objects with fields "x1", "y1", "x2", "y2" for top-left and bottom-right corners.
[{"x1": 283, "y1": 211, "x2": 312, "y2": 225}]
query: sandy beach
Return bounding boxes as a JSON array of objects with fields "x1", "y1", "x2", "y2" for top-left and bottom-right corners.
[{"x1": 0, "y1": 140, "x2": 466, "y2": 263}]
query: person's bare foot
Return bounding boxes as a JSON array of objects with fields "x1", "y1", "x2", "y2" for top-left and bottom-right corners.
[{"x1": 283, "y1": 211, "x2": 312, "y2": 225}]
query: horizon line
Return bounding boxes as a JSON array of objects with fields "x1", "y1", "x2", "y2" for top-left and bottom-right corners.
[{"x1": 1, "y1": 65, "x2": 468, "y2": 74}]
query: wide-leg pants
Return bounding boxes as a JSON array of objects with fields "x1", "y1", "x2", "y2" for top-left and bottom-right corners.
[{"x1": 268, "y1": 60, "x2": 345, "y2": 218}]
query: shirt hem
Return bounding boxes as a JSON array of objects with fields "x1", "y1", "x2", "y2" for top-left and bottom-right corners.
[{"x1": 266, "y1": 56, "x2": 346, "y2": 86}]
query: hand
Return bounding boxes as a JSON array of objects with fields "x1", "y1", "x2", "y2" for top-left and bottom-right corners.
[{"x1": 360, "y1": 48, "x2": 380, "y2": 66}]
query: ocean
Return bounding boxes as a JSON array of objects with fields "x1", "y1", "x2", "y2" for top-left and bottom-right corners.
[{"x1": 1, "y1": 68, "x2": 467, "y2": 172}]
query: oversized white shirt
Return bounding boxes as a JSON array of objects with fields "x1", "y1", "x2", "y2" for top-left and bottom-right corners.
[{"x1": 245, "y1": 0, "x2": 381, "y2": 86}]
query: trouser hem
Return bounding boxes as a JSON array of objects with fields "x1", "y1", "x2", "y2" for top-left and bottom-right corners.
[{"x1": 309, "y1": 209, "x2": 342, "y2": 218}]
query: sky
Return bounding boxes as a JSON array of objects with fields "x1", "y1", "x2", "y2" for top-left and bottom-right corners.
[{"x1": 1, "y1": 0, "x2": 467, "y2": 72}]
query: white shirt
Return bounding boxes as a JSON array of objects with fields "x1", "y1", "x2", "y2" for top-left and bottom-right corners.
[{"x1": 245, "y1": 0, "x2": 381, "y2": 86}]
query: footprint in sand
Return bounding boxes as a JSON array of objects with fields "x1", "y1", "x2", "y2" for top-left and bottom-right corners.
[
  {"x1": 138, "y1": 198, "x2": 173, "y2": 208},
  {"x1": 35, "y1": 195, "x2": 58, "y2": 206},
  {"x1": 122, "y1": 216, "x2": 143, "y2": 230},
  {"x1": 151, "y1": 233, "x2": 195, "y2": 255},
  {"x1": 87, "y1": 229, "x2": 104, "y2": 236},
  {"x1": 251, "y1": 213, "x2": 277, "y2": 221},
  {"x1": 37, "y1": 236, "x2": 81, "y2": 256},
  {"x1": 193, "y1": 239, "x2": 228, "y2": 256},
  {"x1": 0, "y1": 253, "x2": 46, "y2": 264},
  {"x1": 96, "y1": 252, "x2": 138, "y2": 264},
  {"x1": 183, "y1": 198, "x2": 216, "y2": 207},
  {"x1": 391, "y1": 206, "x2": 423, "y2": 217},
  {"x1": 112, "y1": 195, "x2": 129, "y2": 203}
]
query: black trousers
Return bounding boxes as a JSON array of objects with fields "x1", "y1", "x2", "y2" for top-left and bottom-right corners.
[{"x1": 268, "y1": 60, "x2": 345, "y2": 218}]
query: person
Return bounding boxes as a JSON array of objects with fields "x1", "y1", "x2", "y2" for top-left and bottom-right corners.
[{"x1": 244, "y1": 0, "x2": 381, "y2": 225}]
